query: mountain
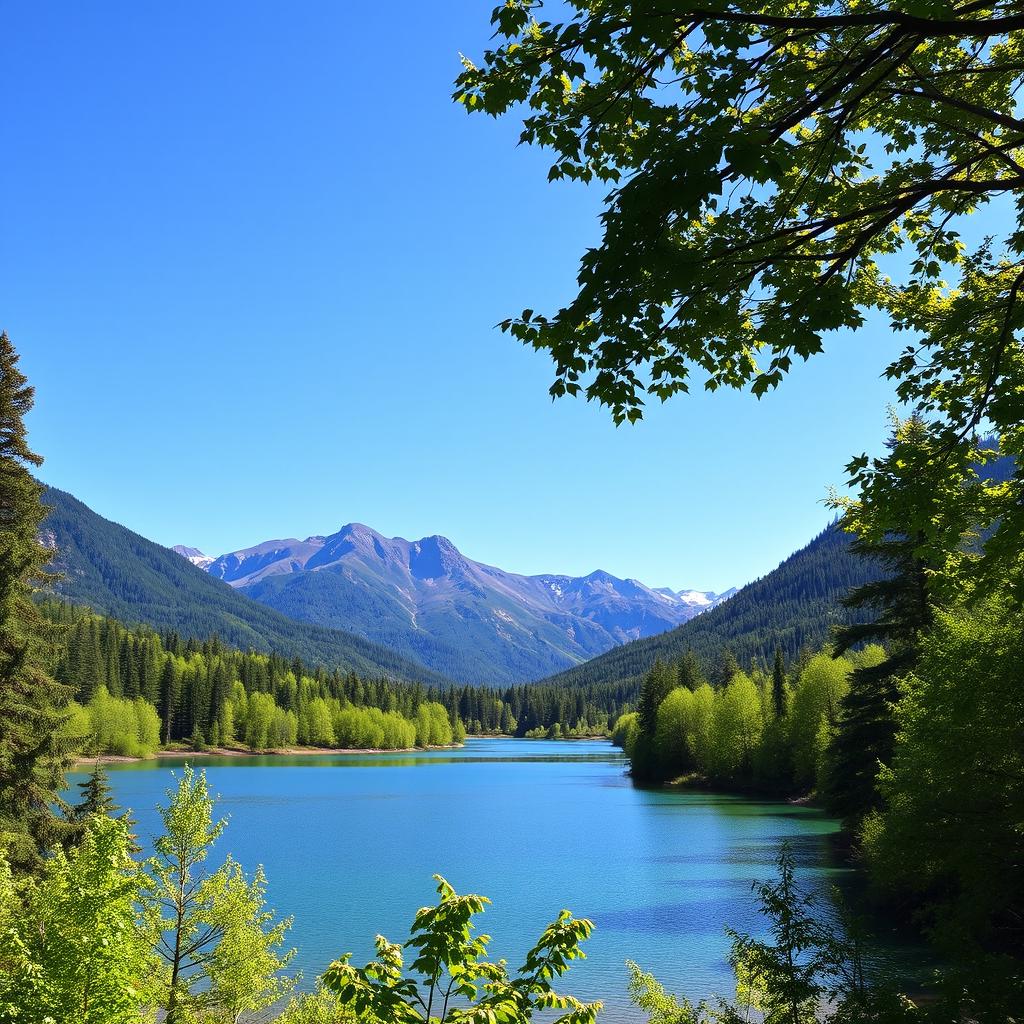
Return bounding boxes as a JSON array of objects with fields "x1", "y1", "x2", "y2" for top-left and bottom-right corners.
[
  {"x1": 171, "y1": 545, "x2": 215, "y2": 570},
  {"x1": 40, "y1": 486, "x2": 450, "y2": 686},
  {"x1": 536, "y1": 523, "x2": 879, "y2": 689},
  {"x1": 180, "y1": 525, "x2": 733, "y2": 684}
]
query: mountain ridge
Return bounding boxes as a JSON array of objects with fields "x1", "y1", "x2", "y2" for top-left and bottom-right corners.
[
  {"x1": 41, "y1": 485, "x2": 451, "y2": 686},
  {"x1": 533, "y1": 523, "x2": 880, "y2": 689},
  {"x1": 175, "y1": 524, "x2": 735, "y2": 684}
]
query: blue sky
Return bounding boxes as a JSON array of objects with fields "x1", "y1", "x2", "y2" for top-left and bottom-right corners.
[{"x1": 1, "y1": 2, "x2": 900, "y2": 594}]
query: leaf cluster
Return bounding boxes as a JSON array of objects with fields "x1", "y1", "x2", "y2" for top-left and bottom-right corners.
[{"x1": 323, "y1": 874, "x2": 601, "y2": 1023}]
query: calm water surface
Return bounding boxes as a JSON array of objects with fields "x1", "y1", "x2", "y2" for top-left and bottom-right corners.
[{"x1": 71, "y1": 739, "x2": 860, "y2": 1020}]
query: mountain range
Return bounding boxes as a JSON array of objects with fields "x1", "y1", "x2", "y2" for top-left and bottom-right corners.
[
  {"x1": 173, "y1": 527, "x2": 735, "y2": 684},
  {"x1": 40, "y1": 483, "x2": 879, "y2": 692},
  {"x1": 40, "y1": 486, "x2": 449, "y2": 685}
]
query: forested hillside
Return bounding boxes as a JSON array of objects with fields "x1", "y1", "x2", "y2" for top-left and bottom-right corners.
[
  {"x1": 40, "y1": 486, "x2": 450, "y2": 687},
  {"x1": 44, "y1": 602, "x2": 627, "y2": 747},
  {"x1": 541, "y1": 525, "x2": 878, "y2": 689}
]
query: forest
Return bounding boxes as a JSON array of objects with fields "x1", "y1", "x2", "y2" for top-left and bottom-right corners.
[{"x1": 41, "y1": 601, "x2": 626, "y2": 755}]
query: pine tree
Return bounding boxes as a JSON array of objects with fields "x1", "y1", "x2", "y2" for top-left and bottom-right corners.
[
  {"x1": 825, "y1": 425, "x2": 939, "y2": 824},
  {"x1": 824, "y1": 529, "x2": 932, "y2": 823},
  {"x1": 771, "y1": 648, "x2": 787, "y2": 719},
  {"x1": 0, "y1": 331, "x2": 78, "y2": 871},
  {"x1": 676, "y1": 649, "x2": 704, "y2": 691},
  {"x1": 103, "y1": 619, "x2": 121, "y2": 696},
  {"x1": 717, "y1": 649, "x2": 740, "y2": 686},
  {"x1": 70, "y1": 760, "x2": 117, "y2": 822},
  {"x1": 632, "y1": 660, "x2": 676, "y2": 779},
  {"x1": 159, "y1": 658, "x2": 181, "y2": 744}
]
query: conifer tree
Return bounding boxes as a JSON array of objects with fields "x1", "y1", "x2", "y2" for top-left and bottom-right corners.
[
  {"x1": 824, "y1": 528, "x2": 932, "y2": 823},
  {"x1": 771, "y1": 648, "x2": 787, "y2": 719},
  {"x1": 826, "y1": 422, "x2": 941, "y2": 824},
  {"x1": 676, "y1": 649, "x2": 704, "y2": 691},
  {"x1": 632, "y1": 660, "x2": 676, "y2": 779},
  {"x1": 0, "y1": 331, "x2": 78, "y2": 871},
  {"x1": 70, "y1": 760, "x2": 117, "y2": 822},
  {"x1": 717, "y1": 649, "x2": 740, "y2": 686}
]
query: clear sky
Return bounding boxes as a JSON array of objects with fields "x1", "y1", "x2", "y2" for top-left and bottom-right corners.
[{"x1": 1, "y1": 2, "x2": 901, "y2": 594}]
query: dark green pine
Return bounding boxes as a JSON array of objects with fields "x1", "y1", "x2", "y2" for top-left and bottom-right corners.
[
  {"x1": 0, "y1": 331, "x2": 79, "y2": 872},
  {"x1": 71, "y1": 760, "x2": 118, "y2": 821}
]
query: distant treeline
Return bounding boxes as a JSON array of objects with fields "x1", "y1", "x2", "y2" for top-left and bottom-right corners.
[{"x1": 41, "y1": 602, "x2": 631, "y2": 752}]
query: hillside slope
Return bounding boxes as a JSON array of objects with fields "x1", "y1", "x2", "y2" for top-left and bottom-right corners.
[
  {"x1": 539, "y1": 524, "x2": 878, "y2": 688},
  {"x1": 40, "y1": 486, "x2": 450, "y2": 685}
]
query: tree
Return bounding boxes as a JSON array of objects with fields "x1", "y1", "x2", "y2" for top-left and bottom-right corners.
[
  {"x1": 654, "y1": 687, "x2": 694, "y2": 778},
  {"x1": 826, "y1": 418, "x2": 956, "y2": 824},
  {"x1": 0, "y1": 814, "x2": 162, "y2": 1023},
  {"x1": 685, "y1": 684, "x2": 717, "y2": 777},
  {"x1": 148, "y1": 766, "x2": 229, "y2": 1022},
  {"x1": 277, "y1": 984, "x2": 357, "y2": 1024},
  {"x1": 633, "y1": 660, "x2": 676, "y2": 778},
  {"x1": 70, "y1": 760, "x2": 118, "y2": 822},
  {"x1": 771, "y1": 649, "x2": 787, "y2": 720},
  {"x1": 202, "y1": 862, "x2": 297, "y2": 1023},
  {"x1": 710, "y1": 672, "x2": 763, "y2": 783},
  {"x1": 627, "y1": 960, "x2": 707, "y2": 1024},
  {"x1": 788, "y1": 655, "x2": 851, "y2": 792},
  {"x1": 677, "y1": 650, "x2": 704, "y2": 691},
  {"x1": 322, "y1": 874, "x2": 601, "y2": 1024},
  {"x1": 457, "y1": 2, "x2": 1024, "y2": 590},
  {"x1": 147, "y1": 766, "x2": 296, "y2": 1023},
  {"x1": 636, "y1": 660, "x2": 675, "y2": 737},
  {"x1": 862, "y1": 597, "x2": 1024, "y2": 954},
  {"x1": 0, "y1": 331, "x2": 79, "y2": 871}
]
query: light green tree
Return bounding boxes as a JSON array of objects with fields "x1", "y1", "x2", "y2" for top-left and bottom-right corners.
[
  {"x1": 277, "y1": 983, "x2": 360, "y2": 1024},
  {"x1": 202, "y1": 861, "x2": 297, "y2": 1023},
  {"x1": 685, "y1": 685, "x2": 717, "y2": 777},
  {"x1": 148, "y1": 766, "x2": 229, "y2": 1022},
  {"x1": 710, "y1": 673, "x2": 764, "y2": 783},
  {"x1": 148, "y1": 766, "x2": 297, "y2": 1022},
  {"x1": 788, "y1": 656, "x2": 851, "y2": 791},
  {"x1": 654, "y1": 687, "x2": 695, "y2": 779},
  {"x1": 0, "y1": 814, "x2": 162, "y2": 1023},
  {"x1": 627, "y1": 960, "x2": 707, "y2": 1024},
  {"x1": 323, "y1": 874, "x2": 601, "y2": 1023},
  {"x1": 611, "y1": 711, "x2": 640, "y2": 756}
]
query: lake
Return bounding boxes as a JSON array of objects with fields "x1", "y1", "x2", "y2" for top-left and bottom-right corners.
[{"x1": 70, "y1": 738, "x2": 862, "y2": 1021}]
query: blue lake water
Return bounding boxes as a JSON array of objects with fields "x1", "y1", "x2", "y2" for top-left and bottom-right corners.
[{"x1": 70, "y1": 738, "x2": 867, "y2": 1021}]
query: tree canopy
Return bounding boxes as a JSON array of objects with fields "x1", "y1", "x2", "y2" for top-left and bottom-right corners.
[{"x1": 456, "y1": 0, "x2": 1024, "y2": 586}]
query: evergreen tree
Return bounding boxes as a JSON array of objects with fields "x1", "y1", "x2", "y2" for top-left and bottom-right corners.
[
  {"x1": 717, "y1": 649, "x2": 740, "y2": 686},
  {"x1": 824, "y1": 530, "x2": 932, "y2": 823},
  {"x1": 70, "y1": 760, "x2": 117, "y2": 822},
  {"x1": 159, "y1": 658, "x2": 181, "y2": 745},
  {"x1": 632, "y1": 661, "x2": 676, "y2": 779},
  {"x1": 771, "y1": 648, "x2": 787, "y2": 719},
  {"x1": 676, "y1": 649, "x2": 704, "y2": 691},
  {"x1": 826, "y1": 424, "x2": 939, "y2": 824},
  {"x1": 0, "y1": 332, "x2": 78, "y2": 871}
]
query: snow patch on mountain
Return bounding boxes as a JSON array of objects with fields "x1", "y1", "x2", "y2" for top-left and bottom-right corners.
[{"x1": 172, "y1": 545, "x2": 215, "y2": 570}]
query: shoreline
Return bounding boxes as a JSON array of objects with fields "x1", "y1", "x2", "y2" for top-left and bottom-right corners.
[
  {"x1": 75, "y1": 734, "x2": 613, "y2": 767},
  {"x1": 75, "y1": 742, "x2": 465, "y2": 766}
]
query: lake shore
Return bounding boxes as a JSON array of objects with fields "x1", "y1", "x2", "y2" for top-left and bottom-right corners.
[
  {"x1": 75, "y1": 742, "x2": 465, "y2": 766},
  {"x1": 74, "y1": 734, "x2": 616, "y2": 766}
]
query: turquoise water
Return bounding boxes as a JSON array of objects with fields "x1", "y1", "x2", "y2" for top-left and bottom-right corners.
[{"x1": 70, "y1": 738, "x2": 853, "y2": 1021}]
